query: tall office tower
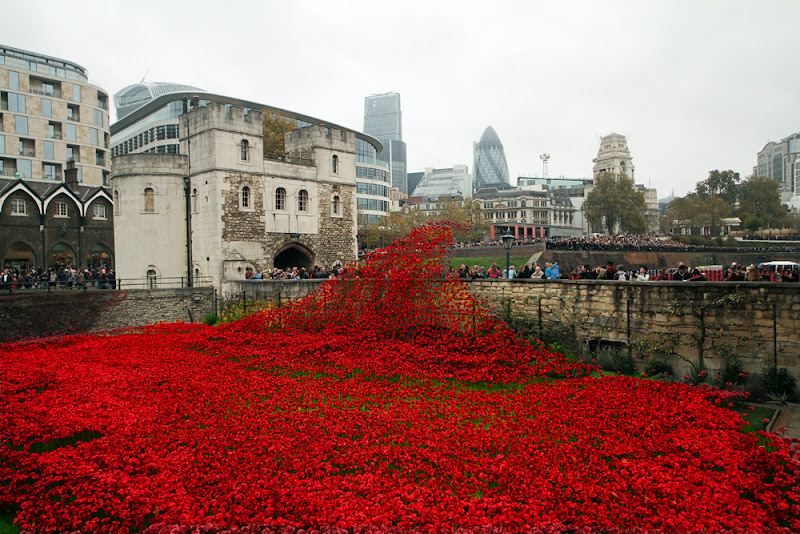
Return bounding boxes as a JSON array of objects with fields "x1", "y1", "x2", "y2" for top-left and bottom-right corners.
[
  {"x1": 363, "y1": 92, "x2": 407, "y2": 194},
  {"x1": 473, "y1": 126, "x2": 510, "y2": 191}
]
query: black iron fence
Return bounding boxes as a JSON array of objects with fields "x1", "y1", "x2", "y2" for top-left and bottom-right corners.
[{"x1": 0, "y1": 276, "x2": 214, "y2": 295}]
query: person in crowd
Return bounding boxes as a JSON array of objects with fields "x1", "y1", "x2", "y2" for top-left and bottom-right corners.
[
  {"x1": 530, "y1": 265, "x2": 545, "y2": 279},
  {"x1": 746, "y1": 265, "x2": 761, "y2": 281},
  {"x1": 549, "y1": 261, "x2": 561, "y2": 280},
  {"x1": 636, "y1": 266, "x2": 651, "y2": 281},
  {"x1": 487, "y1": 261, "x2": 501, "y2": 280},
  {"x1": 672, "y1": 264, "x2": 691, "y2": 281},
  {"x1": 614, "y1": 265, "x2": 628, "y2": 281},
  {"x1": 457, "y1": 264, "x2": 470, "y2": 279},
  {"x1": 688, "y1": 268, "x2": 707, "y2": 282}
]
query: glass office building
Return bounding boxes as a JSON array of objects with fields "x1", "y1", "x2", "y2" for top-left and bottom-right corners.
[
  {"x1": 473, "y1": 126, "x2": 510, "y2": 191},
  {"x1": 363, "y1": 92, "x2": 408, "y2": 194},
  {"x1": 410, "y1": 165, "x2": 472, "y2": 200}
]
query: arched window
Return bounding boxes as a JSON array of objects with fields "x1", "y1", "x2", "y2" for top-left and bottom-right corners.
[
  {"x1": 298, "y1": 189, "x2": 308, "y2": 212},
  {"x1": 146, "y1": 269, "x2": 157, "y2": 289},
  {"x1": 331, "y1": 195, "x2": 340, "y2": 216},
  {"x1": 144, "y1": 187, "x2": 155, "y2": 212},
  {"x1": 275, "y1": 187, "x2": 286, "y2": 210},
  {"x1": 240, "y1": 140, "x2": 249, "y2": 161},
  {"x1": 241, "y1": 186, "x2": 250, "y2": 208},
  {"x1": 332, "y1": 154, "x2": 338, "y2": 174},
  {"x1": 114, "y1": 189, "x2": 120, "y2": 215},
  {"x1": 192, "y1": 188, "x2": 198, "y2": 212}
]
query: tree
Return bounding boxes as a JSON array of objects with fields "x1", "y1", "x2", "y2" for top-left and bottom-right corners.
[
  {"x1": 696, "y1": 170, "x2": 740, "y2": 206},
  {"x1": 431, "y1": 197, "x2": 489, "y2": 242},
  {"x1": 665, "y1": 195, "x2": 705, "y2": 234},
  {"x1": 262, "y1": 111, "x2": 297, "y2": 159},
  {"x1": 583, "y1": 173, "x2": 646, "y2": 234},
  {"x1": 738, "y1": 176, "x2": 789, "y2": 229}
]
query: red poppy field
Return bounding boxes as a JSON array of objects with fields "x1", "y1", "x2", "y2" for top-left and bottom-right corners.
[{"x1": 2, "y1": 224, "x2": 799, "y2": 533}]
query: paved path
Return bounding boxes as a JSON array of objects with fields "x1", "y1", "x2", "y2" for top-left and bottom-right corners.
[{"x1": 772, "y1": 405, "x2": 800, "y2": 439}]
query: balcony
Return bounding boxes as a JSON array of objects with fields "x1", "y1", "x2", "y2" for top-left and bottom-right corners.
[
  {"x1": 50, "y1": 133, "x2": 63, "y2": 140},
  {"x1": 30, "y1": 88, "x2": 60, "y2": 98},
  {"x1": 19, "y1": 148, "x2": 36, "y2": 157}
]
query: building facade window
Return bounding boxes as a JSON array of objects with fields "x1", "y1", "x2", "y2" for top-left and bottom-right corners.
[
  {"x1": 144, "y1": 187, "x2": 155, "y2": 212},
  {"x1": 9, "y1": 71, "x2": 19, "y2": 90},
  {"x1": 44, "y1": 140, "x2": 54, "y2": 160},
  {"x1": 0, "y1": 135, "x2": 4, "y2": 154},
  {"x1": 54, "y1": 201, "x2": 68, "y2": 217},
  {"x1": 94, "y1": 109, "x2": 103, "y2": 127},
  {"x1": 332, "y1": 155, "x2": 338, "y2": 173},
  {"x1": 15, "y1": 115, "x2": 27, "y2": 135},
  {"x1": 73, "y1": 84, "x2": 81, "y2": 103},
  {"x1": 42, "y1": 98, "x2": 52, "y2": 118},
  {"x1": 90, "y1": 128, "x2": 98, "y2": 146},
  {"x1": 17, "y1": 159, "x2": 32, "y2": 178},
  {"x1": 66, "y1": 145, "x2": 79, "y2": 162},
  {"x1": 10, "y1": 198, "x2": 27, "y2": 215},
  {"x1": 241, "y1": 185, "x2": 250, "y2": 208},
  {"x1": 114, "y1": 190, "x2": 120, "y2": 215},
  {"x1": 298, "y1": 189, "x2": 308, "y2": 212},
  {"x1": 93, "y1": 203, "x2": 106, "y2": 219},
  {"x1": 192, "y1": 188, "x2": 198, "y2": 213},
  {"x1": 95, "y1": 149, "x2": 104, "y2": 166},
  {"x1": 275, "y1": 187, "x2": 285, "y2": 210},
  {"x1": 43, "y1": 163, "x2": 58, "y2": 180},
  {"x1": 331, "y1": 195, "x2": 340, "y2": 215},
  {"x1": 240, "y1": 140, "x2": 248, "y2": 161},
  {"x1": 65, "y1": 123, "x2": 76, "y2": 142}
]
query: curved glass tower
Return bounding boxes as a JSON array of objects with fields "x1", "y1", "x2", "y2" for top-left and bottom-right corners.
[
  {"x1": 473, "y1": 126, "x2": 510, "y2": 191},
  {"x1": 114, "y1": 81, "x2": 205, "y2": 120}
]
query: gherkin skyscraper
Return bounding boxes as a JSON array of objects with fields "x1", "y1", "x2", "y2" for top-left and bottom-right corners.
[{"x1": 473, "y1": 126, "x2": 510, "y2": 191}]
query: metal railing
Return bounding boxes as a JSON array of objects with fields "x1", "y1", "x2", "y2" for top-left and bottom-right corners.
[{"x1": 0, "y1": 275, "x2": 214, "y2": 294}]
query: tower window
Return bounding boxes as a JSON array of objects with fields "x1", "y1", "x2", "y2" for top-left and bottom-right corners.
[
  {"x1": 332, "y1": 155, "x2": 338, "y2": 174},
  {"x1": 241, "y1": 185, "x2": 250, "y2": 208},
  {"x1": 144, "y1": 187, "x2": 155, "y2": 212},
  {"x1": 298, "y1": 189, "x2": 308, "y2": 212},
  {"x1": 331, "y1": 195, "x2": 340, "y2": 215},
  {"x1": 275, "y1": 187, "x2": 285, "y2": 210},
  {"x1": 240, "y1": 140, "x2": 249, "y2": 161}
]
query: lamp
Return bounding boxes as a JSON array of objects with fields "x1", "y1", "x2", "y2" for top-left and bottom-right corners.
[{"x1": 501, "y1": 233, "x2": 514, "y2": 279}]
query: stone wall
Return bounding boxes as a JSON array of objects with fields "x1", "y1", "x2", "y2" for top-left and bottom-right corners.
[
  {"x1": 0, "y1": 287, "x2": 214, "y2": 343},
  {"x1": 468, "y1": 279, "x2": 800, "y2": 378}
]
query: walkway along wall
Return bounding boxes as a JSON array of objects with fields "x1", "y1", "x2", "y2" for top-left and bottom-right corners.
[{"x1": 0, "y1": 287, "x2": 214, "y2": 343}]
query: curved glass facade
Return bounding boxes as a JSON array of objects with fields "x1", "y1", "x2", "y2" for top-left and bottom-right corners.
[
  {"x1": 114, "y1": 81, "x2": 205, "y2": 120},
  {"x1": 473, "y1": 126, "x2": 510, "y2": 190}
]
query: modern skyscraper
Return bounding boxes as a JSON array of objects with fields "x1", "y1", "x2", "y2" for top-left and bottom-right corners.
[
  {"x1": 754, "y1": 132, "x2": 800, "y2": 196},
  {"x1": 363, "y1": 92, "x2": 407, "y2": 194},
  {"x1": 473, "y1": 126, "x2": 510, "y2": 191}
]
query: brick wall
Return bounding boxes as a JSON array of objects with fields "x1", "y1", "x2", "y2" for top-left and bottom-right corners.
[{"x1": 0, "y1": 287, "x2": 214, "y2": 343}]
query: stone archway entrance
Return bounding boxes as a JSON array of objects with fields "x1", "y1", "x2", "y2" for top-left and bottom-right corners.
[
  {"x1": 3, "y1": 242, "x2": 36, "y2": 271},
  {"x1": 274, "y1": 244, "x2": 314, "y2": 271}
]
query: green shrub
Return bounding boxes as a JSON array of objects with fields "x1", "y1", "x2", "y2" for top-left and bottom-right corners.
[
  {"x1": 202, "y1": 313, "x2": 219, "y2": 326},
  {"x1": 686, "y1": 362, "x2": 709, "y2": 385},
  {"x1": 720, "y1": 358, "x2": 747, "y2": 387},
  {"x1": 646, "y1": 358, "x2": 674, "y2": 376},
  {"x1": 762, "y1": 365, "x2": 796, "y2": 401},
  {"x1": 596, "y1": 349, "x2": 636, "y2": 375}
]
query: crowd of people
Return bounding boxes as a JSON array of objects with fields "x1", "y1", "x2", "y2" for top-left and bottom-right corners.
[
  {"x1": 545, "y1": 234, "x2": 800, "y2": 253},
  {"x1": 1, "y1": 264, "x2": 117, "y2": 291},
  {"x1": 449, "y1": 260, "x2": 800, "y2": 283},
  {"x1": 244, "y1": 265, "x2": 345, "y2": 280}
]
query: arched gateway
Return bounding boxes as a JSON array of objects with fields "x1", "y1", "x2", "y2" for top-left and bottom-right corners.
[{"x1": 274, "y1": 244, "x2": 314, "y2": 271}]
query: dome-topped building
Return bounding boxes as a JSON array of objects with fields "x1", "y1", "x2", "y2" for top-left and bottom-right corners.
[{"x1": 473, "y1": 126, "x2": 511, "y2": 191}]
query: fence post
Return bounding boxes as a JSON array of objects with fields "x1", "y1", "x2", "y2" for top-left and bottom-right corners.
[{"x1": 242, "y1": 290, "x2": 247, "y2": 315}]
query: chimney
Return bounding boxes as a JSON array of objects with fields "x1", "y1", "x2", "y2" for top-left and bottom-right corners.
[{"x1": 64, "y1": 159, "x2": 80, "y2": 193}]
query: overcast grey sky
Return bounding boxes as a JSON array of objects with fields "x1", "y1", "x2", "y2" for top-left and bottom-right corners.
[{"x1": 5, "y1": 0, "x2": 798, "y2": 198}]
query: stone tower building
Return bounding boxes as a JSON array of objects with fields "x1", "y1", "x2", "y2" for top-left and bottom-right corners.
[
  {"x1": 592, "y1": 133, "x2": 635, "y2": 179},
  {"x1": 112, "y1": 102, "x2": 357, "y2": 294}
]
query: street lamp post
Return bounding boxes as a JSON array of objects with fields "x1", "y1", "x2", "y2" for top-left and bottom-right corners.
[{"x1": 501, "y1": 232, "x2": 514, "y2": 279}]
